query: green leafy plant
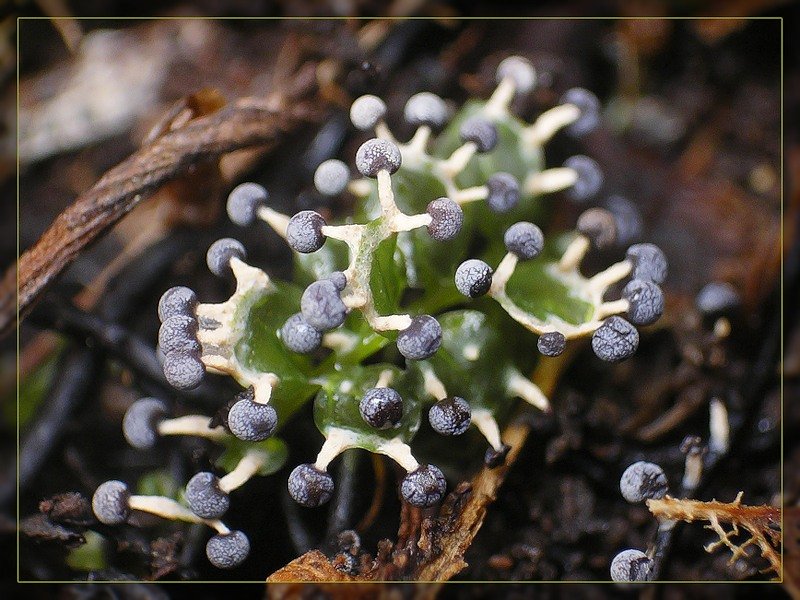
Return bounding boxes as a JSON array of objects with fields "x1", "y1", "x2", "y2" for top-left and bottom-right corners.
[{"x1": 92, "y1": 55, "x2": 668, "y2": 570}]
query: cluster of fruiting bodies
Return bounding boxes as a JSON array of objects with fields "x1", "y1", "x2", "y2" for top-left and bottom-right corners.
[{"x1": 92, "y1": 56, "x2": 668, "y2": 571}]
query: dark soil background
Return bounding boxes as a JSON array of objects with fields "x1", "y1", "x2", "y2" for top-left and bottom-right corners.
[{"x1": 2, "y1": 3, "x2": 796, "y2": 599}]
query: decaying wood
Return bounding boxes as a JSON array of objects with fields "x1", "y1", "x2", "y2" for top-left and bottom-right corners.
[{"x1": 2, "y1": 64, "x2": 326, "y2": 338}]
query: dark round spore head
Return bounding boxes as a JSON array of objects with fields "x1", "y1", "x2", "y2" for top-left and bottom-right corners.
[
  {"x1": 288, "y1": 464, "x2": 334, "y2": 508},
  {"x1": 459, "y1": 116, "x2": 498, "y2": 153},
  {"x1": 455, "y1": 260, "x2": 493, "y2": 299},
  {"x1": 186, "y1": 472, "x2": 230, "y2": 519},
  {"x1": 355, "y1": 138, "x2": 402, "y2": 178},
  {"x1": 359, "y1": 387, "x2": 403, "y2": 430},
  {"x1": 564, "y1": 155, "x2": 603, "y2": 202},
  {"x1": 92, "y1": 480, "x2": 130, "y2": 525},
  {"x1": 504, "y1": 221, "x2": 544, "y2": 260},
  {"x1": 158, "y1": 286, "x2": 197, "y2": 322},
  {"x1": 314, "y1": 159, "x2": 350, "y2": 197},
  {"x1": 207, "y1": 238, "x2": 246, "y2": 277},
  {"x1": 626, "y1": 243, "x2": 668, "y2": 285},
  {"x1": 158, "y1": 315, "x2": 200, "y2": 355},
  {"x1": 428, "y1": 396, "x2": 471, "y2": 436},
  {"x1": 591, "y1": 316, "x2": 639, "y2": 362},
  {"x1": 496, "y1": 56, "x2": 536, "y2": 93},
  {"x1": 400, "y1": 464, "x2": 446, "y2": 508},
  {"x1": 227, "y1": 398, "x2": 277, "y2": 441},
  {"x1": 287, "y1": 210, "x2": 327, "y2": 254},
  {"x1": 227, "y1": 182, "x2": 268, "y2": 226},
  {"x1": 404, "y1": 92, "x2": 448, "y2": 129},
  {"x1": 620, "y1": 461, "x2": 668, "y2": 503},
  {"x1": 162, "y1": 349, "x2": 205, "y2": 390},
  {"x1": 426, "y1": 197, "x2": 463, "y2": 242},
  {"x1": 604, "y1": 195, "x2": 642, "y2": 247},
  {"x1": 560, "y1": 87, "x2": 600, "y2": 137},
  {"x1": 206, "y1": 530, "x2": 250, "y2": 569},
  {"x1": 610, "y1": 549, "x2": 653, "y2": 582},
  {"x1": 485, "y1": 172, "x2": 520, "y2": 213},
  {"x1": 623, "y1": 279, "x2": 664, "y2": 326},
  {"x1": 537, "y1": 331, "x2": 566, "y2": 357},
  {"x1": 695, "y1": 282, "x2": 740, "y2": 317},
  {"x1": 328, "y1": 271, "x2": 348, "y2": 292},
  {"x1": 350, "y1": 95, "x2": 386, "y2": 131},
  {"x1": 397, "y1": 315, "x2": 442, "y2": 360},
  {"x1": 300, "y1": 279, "x2": 347, "y2": 331},
  {"x1": 123, "y1": 398, "x2": 168, "y2": 450},
  {"x1": 281, "y1": 313, "x2": 323, "y2": 354},
  {"x1": 577, "y1": 208, "x2": 617, "y2": 249}
]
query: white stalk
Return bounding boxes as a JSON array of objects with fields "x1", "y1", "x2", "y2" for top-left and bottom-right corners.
[
  {"x1": 505, "y1": 369, "x2": 550, "y2": 412},
  {"x1": 439, "y1": 142, "x2": 477, "y2": 178},
  {"x1": 391, "y1": 212, "x2": 432, "y2": 232},
  {"x1": 484, "y1": 77, "x2": 516, "y2": 119},
  {"x1": 157, "y1": 416, "x2": 228, "y2": 441},
  {"x1": 586, "y1": 260, "x2": 632, "y2": 292},
  {"x1": 453, "y1": 185, "x2": 489, "y2": 204},
  {"x1": 128, "y1": 495, "x2": 229, "y2": 534},
  {"x1": 421, "y1": 365, "x2": 448, "y2": 401},
  {"x1": 314, "y1": 427, "x2": 360, "y2": 471},
  {"x1": 558, "y1": 235, "x2": 590, "y2": 272},
  {"x1": 472, "y1": 408, "x2": 504, "y2": 451},
  {"x1": 522, "y1": 103, "x2": 581, "y2": 147},
  {"x1": 489, "y1": 252, "x2": 518, "y2": 295},
  {"x1": 257, "y1": 206, "x2": 290, "y2": 238},
  {"x1": 375, "y1": 437, "x2": 419, "y2": 473},
  {"x1": 709, "y1": 398, "x2": 730, "y2": 456},
  {"x1": 524, "y1": 167, "x2": 578, "y2": 195},
  {"x1": 407, "y1": 125, "x2": 431, "y2": 153},
  {"x1": 375, "y1": 369, "x2": 394, "y2": 388},
  {"x1": 219, "y1": 449, "x2": 267, "y2": 493},
  {"x1": 595, "y1": 299, "x2": 629, "y2": 319}
]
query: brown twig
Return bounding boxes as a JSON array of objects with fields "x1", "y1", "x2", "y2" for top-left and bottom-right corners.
[{"x1": 3, "y1": 63, "x2": 326, "y2": 338}]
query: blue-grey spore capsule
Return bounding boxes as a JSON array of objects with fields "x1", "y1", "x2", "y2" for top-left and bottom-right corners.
[
  {"x1": 564, "y1": 155, "x2": 603, "y2": 202},
  {"x1": 158, "y1": 315, "x2": 200, "y2": 354},
  {"x1": 92, "y1": 480, "x2": 130, "y2": 525},
  {"x1": 300, "y1": 279, "x2": 347, "y2": 331},
  {"x1": 281, "y1": 313, "x2": 323, "y2": 354},
  {"x1": 162, "y1": 349, "x2": 205, "y2": 390},
  {"x1": 626, "y1": 243, "x2": 668, "y2": 285},
  {"x1": 455, "y1": 260, "x2": 493, "y2": 299},
  {"x1": 619, "y1": 461, "x2": 668, "y2": 503},
  {"x1": 591, "y1": 316, "x2": 639, "y2": 362},
  {"x1": 328, "y1": 271, "x2": 347, "y2": 292},
  {"x1": 400, "y1": 464, "x2": 447, "y2": 508},
  {"x1": 158, "y1": 286, "x2": 197, "y2": 322},
  {"x1": 577, "y1": 208, "x2": 617, "y2": 249},
  {"x1": 404, "y1": 92, "x2": 448, "y2": 129},
  {"x1": 314, "y1": 159, "x2": 350, "y2": 197},
  {"x1": 355, "y1": 138, "x2": 402, "y2": 177},
  {"x1": 288, "y1": 464, "x2": 334, "y2": 508},
  {"x1": 623, "y1": 279, "x2": 664, "y2": 326},
  {"x1": 485, "y1": 172, "x2": 520, "y2": 213},
  {"x1": 426, "y1": 198, "x2": 463, "y2": 242},
  {"x1": 123, "y1": 398, "x2": 168, "y2": 450},
  {"x1": 207, "y1": 238, "x2": 246, "y2": 277},
  {"x1": 459, "y1": 116, "x2": 498, "y2": 152},
  {"x1": 186, "y1": 472, "x2": 230, "y2": 519},
  {"x1": 350, "y1": 95, "x2": 387, "y2": 131},
  {"x1": 604, "y1": 195, "x2": 643, "y2": 247},
  {"x1": 610, "y1": 549, "x2": 653, "y2": 582},
  {"x1": 428, "y1": 396, "x2": 471, "y2": 436},
  {"x1": 504, "y1": 221, "x2": 544, "y2": 260},
  {"x1": 496, "y1": 56, "x2": 536, "y2": 93},
  {"x1": 560, "y1": 87, "x2": 600, "y2": 137},
  {"x1": 287, "y1": 210, "x2": 327, "y2": 254},
  {"x1": 397, "y1": 315, "x2": 442, "y2": 360},
  {"x1": 359, "y1": 387, "x2": 403, "y2": 430},
  {"x1": 695, "y1": 282, "x2": 740, "y2": 316},
  {"x1": 227, "y1": 398, "x2": 277, "y2": 441},
  {"x1": 206, "y1": 530, "x2": 250, "y2": 569},
  {"x1": 537, "y1": 332, "x2": 566, "y2": 357},
  {"x1": 227, "y1": 182, "x2": 268, "y2": 226}
]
